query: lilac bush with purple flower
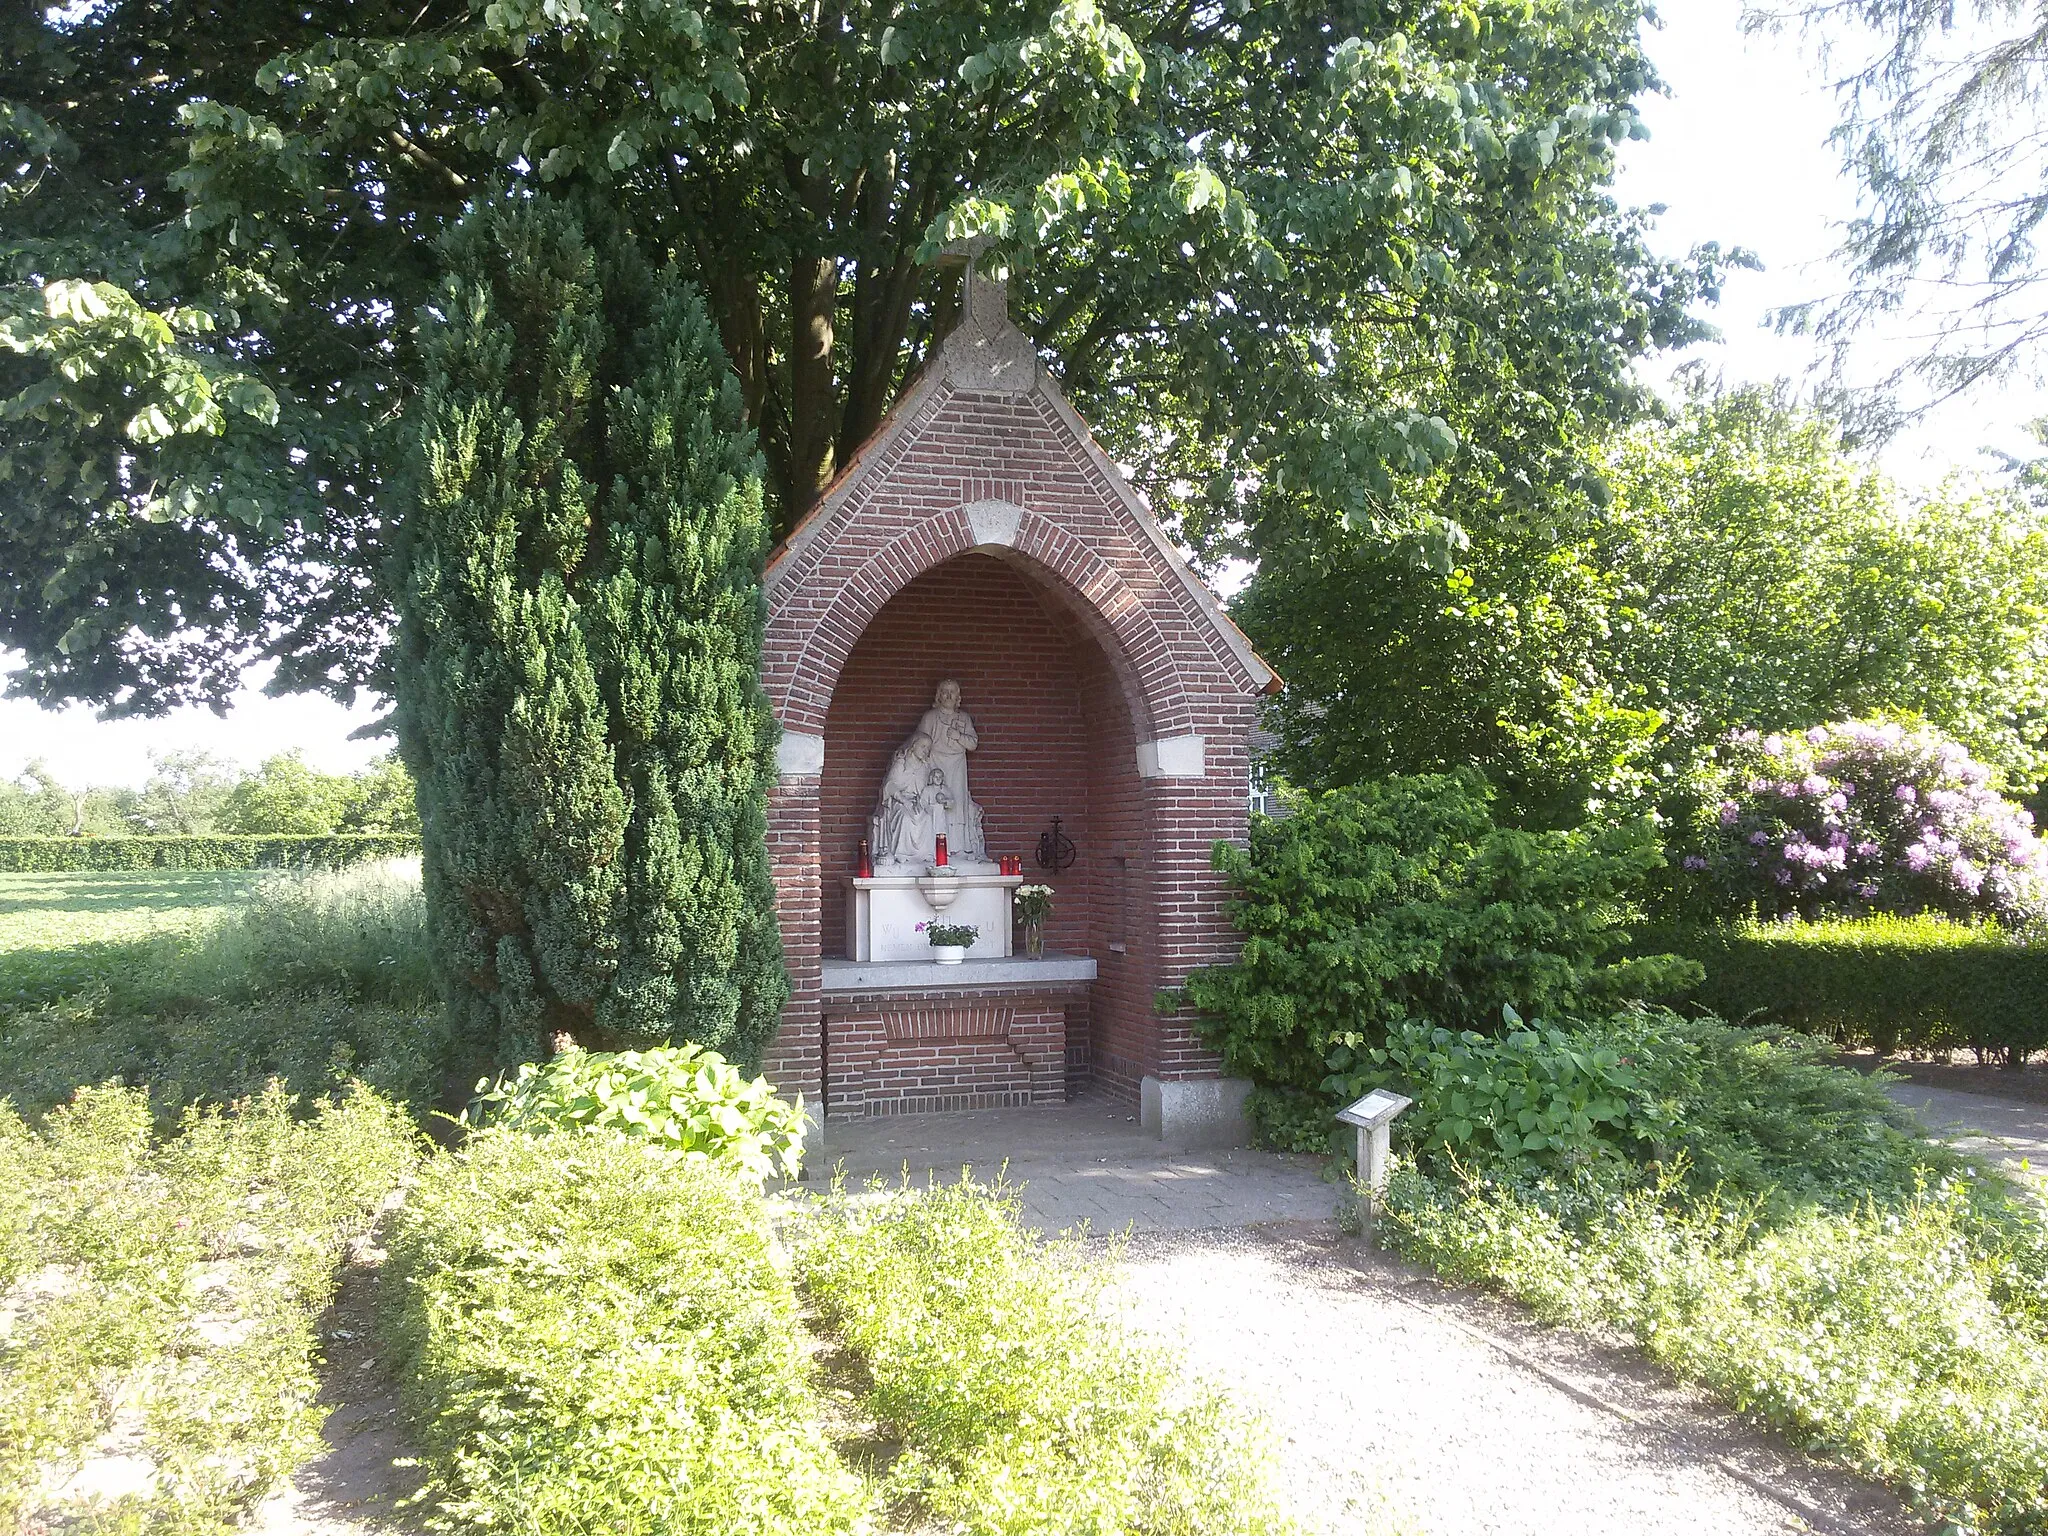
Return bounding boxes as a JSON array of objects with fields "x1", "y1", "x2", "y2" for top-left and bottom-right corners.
[{"x1": 1683, "y1": 721, "x2": 2046, "y2": 923}]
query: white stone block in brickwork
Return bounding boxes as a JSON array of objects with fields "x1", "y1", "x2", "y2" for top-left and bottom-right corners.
[
  {"x1": 1135, "y1": 734, "x2": 1206, "y2": 778},
  {"x1": 963, "y1": 497, "x2": 1027, "y2": 548},
  {"x1": 845, "y1": 873, "x2": 1021, "y2": 962},
  {"x1": 777, "y1": 731, "x2": 826, "y2": 776}
]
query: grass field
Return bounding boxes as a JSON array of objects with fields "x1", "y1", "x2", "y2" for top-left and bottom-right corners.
[{"x1": 0, "y1": 870, "x2": 263, "y2": 1011}]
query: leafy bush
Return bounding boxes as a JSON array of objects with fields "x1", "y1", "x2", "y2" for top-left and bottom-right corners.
[
  {"x1": 797, "y1": 1178, "x2": 1296, "y2": 1535},
  {"x1": 1387, "y1": 1173, "x2": 2048, "y2": 1536},
  {"x1": 0, "y1": 990, "x2": 456, "y2": 1121},
  {"x1": 383, "y1": 1129, "x2": 864, "y2": 1535},
  {"x1": 0, "y1": 1082, "x2": 418, "y2": 1533},
  {"x1": 1651, "y1": 914, "x2": 2048, "y2": 1063},
  {"x1": 473, "y1": 1042, "x2": 807, "y2": 1183},
  {"x1": 1675, "y1": 721, "x2": 2045, "y2": 923},
  {"x1": 1183, "y1": 772, "x2": 1697, "y2": 1143},
  {"x1": 1361, "y1": 1014, "x2": 1649, "y2": 1170},
  {"x1": 1355, "y1": 1008, "x2": 1951, "y2": 1212},
  {"x1": 0, "y1": 833, "x2": 419, "y2": 872},
  {"x1": 0, "y1": 864, "x2": 455, "y2": 1119}
]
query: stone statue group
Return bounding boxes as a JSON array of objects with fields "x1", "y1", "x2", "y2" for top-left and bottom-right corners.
[{"x1": 871, "y1": 679, "x2": 993, "y2": 872}]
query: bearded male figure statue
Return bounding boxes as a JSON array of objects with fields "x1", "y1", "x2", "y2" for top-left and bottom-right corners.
[{"x1": 869, "y1": 680, "x2": 992, "y2": 871}]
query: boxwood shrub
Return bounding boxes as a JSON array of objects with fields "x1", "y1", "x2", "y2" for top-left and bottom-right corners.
[
  {"x1": 383, "y1": 1129, "x2": 865, "y2": 1535},
  {"x1": 0, "y1": 834, "x2": 419, "y2": 872},
  {"x1": 1646, "y1": 915, "x2": 2048, "y2": 1062}
]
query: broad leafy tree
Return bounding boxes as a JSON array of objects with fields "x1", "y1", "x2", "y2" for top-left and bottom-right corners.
[
  {"x1": 1246, "y1": 381, "x2": 2048, "y2": 822},
  {"x1": 4, "y1": 0, "x2": 1718, "y2": 716},
  {"x1": 394, "y1": 195, "x2": 784, "y2": 1062},
  {"x1": 1594, "y1": 385, "x2": 2048, "y2": 789}
]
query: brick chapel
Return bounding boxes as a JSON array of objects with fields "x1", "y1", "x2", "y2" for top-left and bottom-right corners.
[{"x1": 757, "y1": 262, "x2": 1277, "y2": 1145}]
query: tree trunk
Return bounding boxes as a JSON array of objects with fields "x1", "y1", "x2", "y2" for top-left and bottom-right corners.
[{"x1": 787, "y1": 255, "x2": 840, "y2": 519}]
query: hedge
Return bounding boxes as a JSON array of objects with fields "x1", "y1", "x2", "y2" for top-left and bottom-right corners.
[
  {"x1": 1644, "y1": 915, "x2": 2048, "y2": 1064},
  {"x1": 0, "y1": 835, "x2": 420, "y2": 872}
]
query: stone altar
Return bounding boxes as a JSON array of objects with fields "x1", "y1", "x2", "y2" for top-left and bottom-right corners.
[{"x1": 844, "y1": 871, "x2": 1025, "y2": 962}]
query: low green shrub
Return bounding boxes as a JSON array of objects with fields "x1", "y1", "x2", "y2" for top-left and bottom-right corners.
[
  {"x1": 797, "y1": 1179, "x2": 1296, "y2": 1536},
  {"x1": 1184, "y1": 772, "x2": 1697, "y2": 1145},
  {"x1": 0, "y1": 865, "x2": 456, "y2": 1119},
  {"x1": 1359, "y1": 1012, "x2": 1649, "y2": 1169},
  {"x1": 1649, "y1": 914, "x2": 2048, "y2": 1062},
  {"x1": 473, "y1": 1042, "x2": 806, "y2": 1183},
  {"x1": 0, "y1": 834, "x2": 420, "y2": 872},
  {"x1": 383, "y1": 1128, "x2": 865, "y2": 1535},
  {"x1": 0, "y1": 1081, "x2": 418, "y2": 1533},
  {"x1": 0, "y1": 989, "x2": 455, "y2": 1120},
  {"x1": 1387, "y1": 1172, "x2": 2048, "y2": 1535},
  {"x1": 1357, "y1": 1009, "x2": 1953, "y2": 1215}
]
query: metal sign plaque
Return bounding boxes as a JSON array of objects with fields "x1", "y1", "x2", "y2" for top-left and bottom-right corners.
[{"x1": 1335, "y1": 1089, "x2": 1413, "y2": 1130}]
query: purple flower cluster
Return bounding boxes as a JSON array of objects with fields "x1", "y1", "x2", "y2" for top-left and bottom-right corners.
[{"x1": 1684, "y1": 721, "x2": 2045, "y2": 923}]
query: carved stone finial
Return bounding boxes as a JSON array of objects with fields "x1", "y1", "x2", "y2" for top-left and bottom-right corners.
[{"x1": 937, "y1": 237, "x2": 1036, "y2": 395}]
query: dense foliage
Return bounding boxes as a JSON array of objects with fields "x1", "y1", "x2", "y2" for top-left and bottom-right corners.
[
  {"x1": 474, "y1": 1043, "x2": 806, "y2": 1183},
  {"x1": 0, "y1": 0, "x2": 1714, "y2": 714},
  {"x1": 798, "y1": 1179, "x2": 1295, "y2": 1535},
  {"x1": 394, "y1": 197, "x2": 784, "y2": 1063},
  {"x1": 216, "y1": 750, "x2": 419, "y2": 835},
  {"x1": 0, "y1": 864, "x2": 451, "y2": 1115},
  {"x1": 1372, "y1": 1008, "x2": 1957, "y2": 1208},
  {"x1": 1651, "y1": 914, "x2": 2048, "y2": 1065},
  {"x1": 1243, "y1": 386, "x2": 2048, "y2": 823},
  {"x1": 0, "y1": 833, "x2": 417, "y2": 871},
  {"x1": 1592, "y1": 392, "x2": 2048, "y2": 791},
  {"x1": 1675, "y1": 721, "x2": 2046, "y2": 924},
  {"x1": 384, "y1": 1128, "x2": 865, "y2": 1535},
  {"x1": 0, "y1": 751, "x2": 418, "y2": 839},
  {"x1": 0, "y1": 1082, "x2": 418, "y2": 1532},
  {"x1": 1184, "y1": 771, "x2": 1697, "y2": 1142}
]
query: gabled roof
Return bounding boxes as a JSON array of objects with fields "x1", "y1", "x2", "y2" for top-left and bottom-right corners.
[{"x1": 765, "y1": 269, "x2": 1279, "y2": 696}]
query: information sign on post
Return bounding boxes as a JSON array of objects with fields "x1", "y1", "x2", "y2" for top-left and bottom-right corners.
[{"x1": 1334, "y1": 1089, "x2": 1412, "y2": 1247}]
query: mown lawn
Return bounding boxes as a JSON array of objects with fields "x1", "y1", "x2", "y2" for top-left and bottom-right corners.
[{"x1": 0, "y1": 870, "x2": 262, "y2": 1011}]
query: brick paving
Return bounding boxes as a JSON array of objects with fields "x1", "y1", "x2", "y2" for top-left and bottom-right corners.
[{"x1": 815, "y1": 1093, "x2": 1343, "y2": 1233}]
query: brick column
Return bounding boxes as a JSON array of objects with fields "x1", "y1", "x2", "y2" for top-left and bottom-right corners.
[{"x1": 761, "y1": 773, "x2": 823, "y2": 1105}]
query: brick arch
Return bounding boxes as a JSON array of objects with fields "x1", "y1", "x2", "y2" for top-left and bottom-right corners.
[{"x1": 773, "y1": 502, "x2": 1190, "y2": 744}]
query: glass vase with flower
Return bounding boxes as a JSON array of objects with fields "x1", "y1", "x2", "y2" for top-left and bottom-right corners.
[{"x1": 1014, "y1": 884, "x2": 1054, "y2": 958}]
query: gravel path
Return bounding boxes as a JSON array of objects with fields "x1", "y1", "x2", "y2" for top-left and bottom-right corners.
[{"x1": 1117, "y1": 1223, "x2": 1920, "y2": 1536}]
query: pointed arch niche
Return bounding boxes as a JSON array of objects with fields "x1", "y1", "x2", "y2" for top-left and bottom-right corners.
[{"x1": 756, "y1": 307, "x2": 1275, "y2": 1142}]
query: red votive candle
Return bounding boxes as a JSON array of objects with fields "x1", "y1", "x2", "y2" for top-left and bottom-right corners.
[{"x1": 935, "y1": 834, "x2": 948, "y2": 867}]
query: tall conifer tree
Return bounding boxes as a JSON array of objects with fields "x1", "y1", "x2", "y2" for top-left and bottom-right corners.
[{"x1": 394, "y1": 196, "x2": 785, "y2": 1065}]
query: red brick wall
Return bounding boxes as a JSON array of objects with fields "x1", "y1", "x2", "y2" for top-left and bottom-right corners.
[
  {"x1": 1076, "y1": 633, "x2": 1156, "y2": 1095},
  {"x1": 820, "y1": 995, "x2": 1067, "y2": 1116},
  {"x1": 820, "y1": 555, "x2": 1093, "y2": 958}
]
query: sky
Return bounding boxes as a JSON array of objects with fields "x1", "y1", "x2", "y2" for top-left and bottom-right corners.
[{"x1": 5, "y1": 0, "x2": 2042, "y2": 790}]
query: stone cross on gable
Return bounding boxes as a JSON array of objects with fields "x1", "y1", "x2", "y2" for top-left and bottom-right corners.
[{"x1": 939, "y1": 237, "x2": 1038, "y2": 394}]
